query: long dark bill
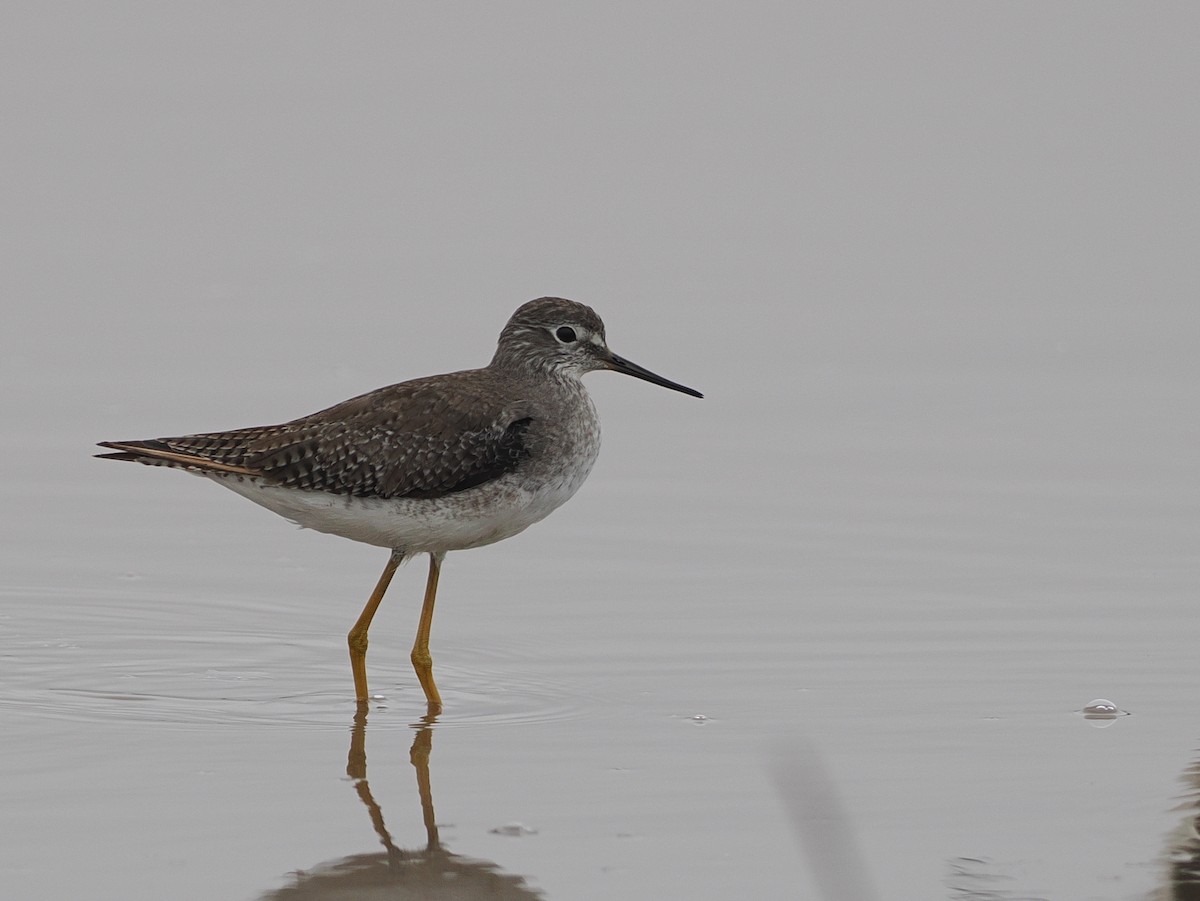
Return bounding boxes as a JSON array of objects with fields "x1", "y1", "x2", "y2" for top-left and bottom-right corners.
[{"x1": 606, "y1": 352, "x2": 703, "y2": 398}]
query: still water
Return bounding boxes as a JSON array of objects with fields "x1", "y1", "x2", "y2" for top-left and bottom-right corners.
[
  {"x1": 4, "y1": 329, "x2": 1199, "y2": 899},
  {"x1": 4, "y1": 5, "x2": 1200, "y2": 898}
]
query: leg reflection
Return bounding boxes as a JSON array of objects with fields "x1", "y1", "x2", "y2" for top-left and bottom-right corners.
[
  {"x1": 408, "y1": 712, "x2": 439, "y2": 851},
  {"x1": 346, "y1": 706, "x2": 406, "y2": 865},
  {"x1": 294, "y1": 709, "x2": 544, "y2": 900}
]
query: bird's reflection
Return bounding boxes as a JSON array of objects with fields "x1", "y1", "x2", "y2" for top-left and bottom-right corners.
[{"x1": 260, "y1": 709, "x2": 542, "y2": 900}]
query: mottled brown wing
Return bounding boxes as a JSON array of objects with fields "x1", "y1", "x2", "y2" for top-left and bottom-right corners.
[{"x1": 98, "y1": 370, "x2": 535, "y2": 500}]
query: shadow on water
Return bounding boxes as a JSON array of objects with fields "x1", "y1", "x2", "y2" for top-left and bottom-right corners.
[
  {"x1": 242, "y1": 711, "x2": 1200, "y2": 900},
  {"x1": 772, "y1": 738, "x2": 881, "y2": 901},
  {"x1": 258, "y1": 710, "x2": 542, "y2": 900},
  {"x1": 1155, "y1": 748, "x2": 1200, "y2": 901},
  {"x1": 938, "y1": 740, "x2": 1200, "y2": 901},
  {"x1": 775, "y1": 729, "x2": 1200, "y2": 901}
]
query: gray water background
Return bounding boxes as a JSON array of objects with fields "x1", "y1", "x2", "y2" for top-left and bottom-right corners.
[{"x1": 3, "y1": 5, "x2": 1200, "y2": 899}]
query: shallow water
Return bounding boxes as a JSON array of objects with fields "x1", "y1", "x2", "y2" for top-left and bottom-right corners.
[
  {"x1": 7, "y1": 346, "x2": 1200, "y2": 900},
  {"x1": 5, "y1": 5, "x2": 1200, "y2": 900}
]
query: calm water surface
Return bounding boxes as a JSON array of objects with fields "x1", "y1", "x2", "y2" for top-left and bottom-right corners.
[
  {"x1": 4, "y1": 6, "x2": 1200, "y2": 899},
  {"x1": 4, "y1": 334, "x2": 1200, "y2": 900}
]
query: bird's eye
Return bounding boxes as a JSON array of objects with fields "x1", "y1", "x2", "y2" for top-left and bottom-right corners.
[{"x1": 555, "y1": 326, "x2": 578, "y2": 343}]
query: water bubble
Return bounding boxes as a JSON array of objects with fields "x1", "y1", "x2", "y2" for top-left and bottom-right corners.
[
  {"x1": 691, "y1": 714, "x2": 708, "y2": 723},
  {"x1": 1080, "y1": 699, "x2": 1129, "y2": 726},
  {"x1": 1082, "y1": 699, "x2": 1119, "y2": 718},
  {"x1": 489, "y1": 822, "x2": 538, "y2": 836}
]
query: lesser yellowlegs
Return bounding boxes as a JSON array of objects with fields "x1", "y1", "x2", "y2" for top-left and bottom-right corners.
[{"x1": 97, "y1": 297, "x2": 701, "y2": 712}]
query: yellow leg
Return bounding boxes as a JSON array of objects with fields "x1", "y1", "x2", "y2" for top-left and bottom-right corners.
[
  {"x1": 411, "y1": 552, "x2": 445, "y2": 714},
  {"x1": 348, "y1": 549, "x2": 403, "y2": 704}
]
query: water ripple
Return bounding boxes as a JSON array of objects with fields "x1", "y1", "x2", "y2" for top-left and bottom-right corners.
[{"x1": 2, "y1": 584, "x2": 589, "y2": 730}]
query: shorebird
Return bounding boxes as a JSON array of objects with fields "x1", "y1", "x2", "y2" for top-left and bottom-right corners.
[{"x1": 97, "y1": 297, "x2": 701, "y2": 712}]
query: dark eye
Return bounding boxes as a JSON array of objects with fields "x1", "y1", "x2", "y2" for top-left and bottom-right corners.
[{"x1": 555, "y1": 326, "x2": 577, "y2": 343}]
